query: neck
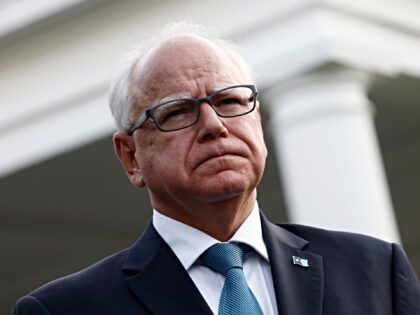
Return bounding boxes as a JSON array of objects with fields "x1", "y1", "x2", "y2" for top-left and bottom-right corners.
[{"x1": 152, "y1": 190, "x2": 257, "y2": 241}]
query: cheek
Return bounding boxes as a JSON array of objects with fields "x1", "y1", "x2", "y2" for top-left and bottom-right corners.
[
  {"x1": 258, "y1": 130, "x2": 268, "y2": 158},
  {"x1": 134, "y1": 133, "x2": 165, "y2": 181},
  {"x1": 148, "y1": 136, "x2": 190, "y2": 174},
  {"x1": 240, "y1": 120, "x2": 268, "y2": 170},
  {"x1": 239, "y1": 117, "x2": 267, "y2": 152},
  {"x1": 253, "y1": 135, "x2": 267, "y2": 169}
]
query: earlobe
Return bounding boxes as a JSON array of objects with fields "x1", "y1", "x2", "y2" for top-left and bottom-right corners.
[
  {"x1": 113, "y1": 131, "x2": 145, "y2": 188},
  {"x1": 133, "y1": 170, "x2": 146, "y2": 188}
]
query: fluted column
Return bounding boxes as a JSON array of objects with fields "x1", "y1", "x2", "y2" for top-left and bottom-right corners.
[{"x1": 265, "y1": 67, "x2": 400, "y2": 242}]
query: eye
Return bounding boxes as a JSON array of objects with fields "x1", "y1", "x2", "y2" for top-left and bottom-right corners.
[
  {"x1": 161, "y1": 107, "x2": 188, "y2": 122},
  {"x1": 214, "y1": 94, "x2": 245, "y2": 108},
  {"x1": 154, "y1": 100, "x2": 196, "y2": 126},
  {"x1": 218, "y1": 97, "x2": 242, "y2": 106},
  {"x1": 167, "y1": 108, "x2": 183, "y2": 117}
]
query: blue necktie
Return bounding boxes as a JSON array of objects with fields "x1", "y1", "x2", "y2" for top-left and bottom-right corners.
[{"x1": 201, "y1": 243, "x2": 264, "y2": 315}]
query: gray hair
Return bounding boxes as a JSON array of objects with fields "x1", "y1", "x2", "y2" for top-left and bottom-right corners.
[{"x1": 109, "y1": 21, "x2": 255, "y2": 131}]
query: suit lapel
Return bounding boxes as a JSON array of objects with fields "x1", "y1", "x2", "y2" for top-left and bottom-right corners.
[
  {"x1": 122, "y1": 221, "x2": 213, "y2": 315},
  {"x1": 261, "y1": 213, "x2": 324, "y2": 315}
]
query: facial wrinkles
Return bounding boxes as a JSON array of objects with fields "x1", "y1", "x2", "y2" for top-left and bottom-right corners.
[
  {"x1": 133, "y1": 36, "x2": 246, "y2": 114},
  {"x1": 164, "y1": 43, "x2": 251, "y2": 178},
  {"x1": 133, "y1": 36, "x2": 257, "y2": 178}
]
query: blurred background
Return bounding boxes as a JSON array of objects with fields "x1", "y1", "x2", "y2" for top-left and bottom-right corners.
[{"x1": 1, "y1": 0, "x2": 420, "y2": 313}]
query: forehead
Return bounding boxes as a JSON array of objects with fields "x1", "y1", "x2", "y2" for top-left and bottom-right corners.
[{"x1": 131, "y1": 35, "x2": 248, "y2": 111}]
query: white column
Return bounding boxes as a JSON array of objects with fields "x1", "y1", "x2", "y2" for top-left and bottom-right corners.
[{"x1": 265, "y1": 67, "x2": 400, "y2": 242}]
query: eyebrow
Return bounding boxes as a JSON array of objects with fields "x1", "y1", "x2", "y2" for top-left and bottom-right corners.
[
  {"x1": 152, "y1": 85, "x2": 240, "y2": 105},
  {"x1": 157, "y1": 94, "x2": 192, "y2": 103}
]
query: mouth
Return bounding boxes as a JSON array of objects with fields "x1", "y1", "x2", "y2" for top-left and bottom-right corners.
[{"x1": 194, "y1": 149, "x2": 247, "y2": 170}]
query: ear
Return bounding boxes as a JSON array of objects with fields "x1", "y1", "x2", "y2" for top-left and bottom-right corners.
[{"x1": 113, "y1": 131, "x2": 146, "y2": 188}]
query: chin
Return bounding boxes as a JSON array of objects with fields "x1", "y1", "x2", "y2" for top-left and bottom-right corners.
[{"x1": 194, "y1": 171, "x2": 255, "y2": 202}]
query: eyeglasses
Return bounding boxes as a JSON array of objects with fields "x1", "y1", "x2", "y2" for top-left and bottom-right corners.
[{"x1": 127, "y1": 84, "x2": 258, "y2": 134}]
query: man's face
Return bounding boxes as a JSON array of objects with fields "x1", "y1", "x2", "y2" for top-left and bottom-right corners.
[{"x1": 115, "y1": 35, "x2": 267, "y2": 218}]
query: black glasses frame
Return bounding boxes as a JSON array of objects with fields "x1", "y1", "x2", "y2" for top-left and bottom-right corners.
[{"x1": 127, "y1": 84, "x2": 258, "y2": 134}]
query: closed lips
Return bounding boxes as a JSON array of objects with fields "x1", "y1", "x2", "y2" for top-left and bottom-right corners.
[{"x1": 194, "y1": 149, "x2": 248, "y2": 169}]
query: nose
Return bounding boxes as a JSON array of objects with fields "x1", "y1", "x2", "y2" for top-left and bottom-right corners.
[{"x1": 197, "y1": 103, "x2": 228, "y2": 142}]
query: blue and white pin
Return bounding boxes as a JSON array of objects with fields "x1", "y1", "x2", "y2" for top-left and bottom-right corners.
[{"x1": 292, "y1": 256, "x2": 309, "y2": 268}]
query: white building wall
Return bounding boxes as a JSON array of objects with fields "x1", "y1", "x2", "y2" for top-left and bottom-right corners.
[{"x1": 1, "y1": 0, "x2": 420, "y2": 242}]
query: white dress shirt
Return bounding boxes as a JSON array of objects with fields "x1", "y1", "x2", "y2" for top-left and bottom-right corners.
[{"x1": 153, "y1": 202, "x2": 279, "y2": 315}]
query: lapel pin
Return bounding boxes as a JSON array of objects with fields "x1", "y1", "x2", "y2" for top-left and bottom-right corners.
[{"x1": 292, "y1": 256, "x2": 309, "y2": 268}]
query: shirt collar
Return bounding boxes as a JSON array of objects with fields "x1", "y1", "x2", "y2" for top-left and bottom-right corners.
[{"x1": 152, "y1": 201, "x2": 269, "y2": 271}]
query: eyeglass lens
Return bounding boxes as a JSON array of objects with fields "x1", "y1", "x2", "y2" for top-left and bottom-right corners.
[{"x1": 153, "y1": 86, "x2": 255, "y2": 131}]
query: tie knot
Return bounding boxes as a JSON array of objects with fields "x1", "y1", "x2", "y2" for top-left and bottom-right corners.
[{"x1": 200, "y1": 243, "x2": 245, "y2": 276}]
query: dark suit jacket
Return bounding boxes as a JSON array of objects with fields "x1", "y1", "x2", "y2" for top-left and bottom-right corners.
[{"x1": 14, "y1": 213, "x2": 420, "y2": 314}]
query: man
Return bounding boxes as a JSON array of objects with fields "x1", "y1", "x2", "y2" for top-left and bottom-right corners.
[{"x1": 14, "y1": 22, "x2": 420, "y2": 315}]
